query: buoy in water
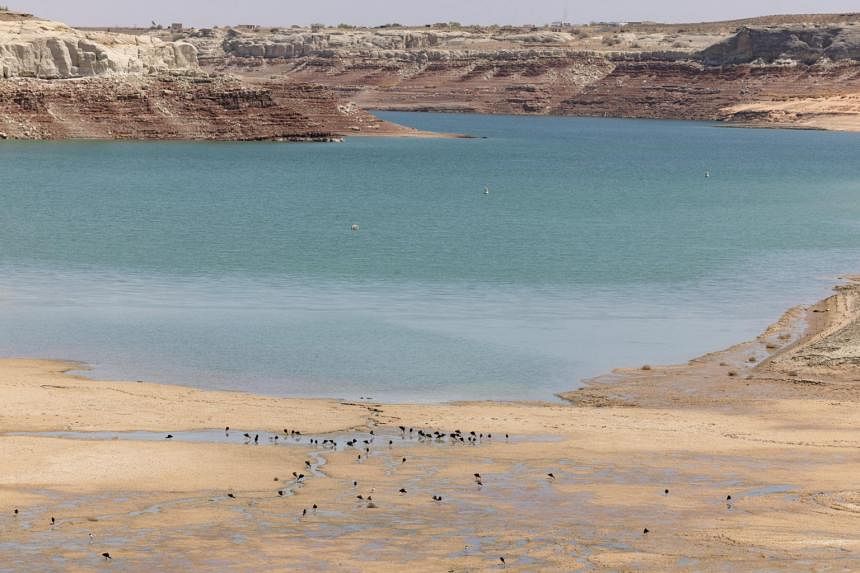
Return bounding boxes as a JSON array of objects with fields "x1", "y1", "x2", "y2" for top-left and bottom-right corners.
[
  {"x1": 351, "y1": 224, "x2": 360, "y2": 232},
  {"x1": 483, "y1": 186, "x2": 490, "y2": 195}
]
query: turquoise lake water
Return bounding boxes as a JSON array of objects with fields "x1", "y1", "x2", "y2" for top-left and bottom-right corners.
[{"x1": 0, "y1": 113, "x2": 858, "y2": 402}]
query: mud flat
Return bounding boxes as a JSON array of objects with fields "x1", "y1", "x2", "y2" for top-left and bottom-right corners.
[{"x1": 1, "y1": 280, "x2": 859, "y2": 570}]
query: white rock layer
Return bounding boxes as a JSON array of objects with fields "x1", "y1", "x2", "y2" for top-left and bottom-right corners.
[{"x1": 0, "y1": 19, "x2": 198, "y2": 78}]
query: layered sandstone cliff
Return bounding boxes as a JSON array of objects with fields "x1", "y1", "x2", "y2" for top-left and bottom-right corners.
[
  {"x1": 2, "y1": 11, "x2": 859, "y2": 137},
  {"x1": 165, "y1": 16, "x2": 860, "y2": 131},
  {"x1": 0, "y1": 73, "x2": 404, "y2": 141},
  {"x1": 0, "y1": 14, "x2": 198, "y2": 79},
  {"x1": 0, "y1": 12, "x2": 422, "y2": 140}
]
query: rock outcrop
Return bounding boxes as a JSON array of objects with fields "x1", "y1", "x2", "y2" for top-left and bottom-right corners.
[
  {"x1": 0, "y1": 16, "x2": 198, "y2": 79},
  {"x1": 698, "y1": 25, "x2": 860, "y2": 66},
  {"x1": 0, "y1": 73, "x2": 405, "y2": 140},
  {"x1": 3, "y1": 12, "x2": 860, "y2": 137},
  {"x1": 0, "y1": 12, "x2": 423, "y2": 140},
  {"x1": 169, "y1": 17, "x2": 860, "y2": 129}
]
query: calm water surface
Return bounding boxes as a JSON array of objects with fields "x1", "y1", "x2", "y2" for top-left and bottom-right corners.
[{"x1": 0, "y1": 113, "x2": 858, "y2": 401}]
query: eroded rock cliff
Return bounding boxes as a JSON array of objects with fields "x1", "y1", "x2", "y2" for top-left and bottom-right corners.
[
  {"x1": 0, "y1": 12, "x2": 420, "y2": 140},
  {"x1": 699, "y1": 25, "x2": 860, "y2": 66},
  {"x1": 169, "y1": 16, "x2": 860, "y2": 130},
  {"x1": 3, "y1": 12, "x2": 860, "y2": 137},
  {"x1": 0, "y1": 15, "x2": 198, "y2": 78},
  {"x1": 0, "y1": 73, "x2": 407, "y2": 140}
]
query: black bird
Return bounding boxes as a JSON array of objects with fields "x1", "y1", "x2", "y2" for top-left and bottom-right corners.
[
  {"x1": 225, "y1": 426, "x2": 230, "y2": 432},
  {"x1": 356, "y1": 495, "x2": 364, "y2": 500},
  {"x1": 500, "y1": 556, "x2": 506, "y2": 566},
  {"x1": 305, "y1": 460, "x2": 312, "y2": 469},
  {"x1": 302, "y1": 509, "x2": 307, "y2": 517},
  {"x1": 297, "y1": 474, "x2": 305, "y2": 482},
  {"x1": 312, "y1": 504, "x2": 318, "y2": 511},
  {"x1": 665, "y1": 489, "x2": 669, "y2": 495},
  {"x1": 726, "y1": 495, "x2": 732, "y2": 500},
  {"x1": 278, "y1": 490, "x2": 284, "y2": 496},
  {"x1": 402, "y1": 457, "x2": 407, "y2": 464},
  {"x1": 165, "y1": 434, "x2": 174, "y2": 440},
  {"x1": 547, "y1": 473, "x2": 556, "y2": 480},
  {"x1": 13, "y1": 509, "x2": 18, "y2": 516},
  {"x1": 254, "y1": 434, "x2": 259, "y2": 444},
  {"x1": 243, "y1": 433, "x2": 251, "y2": 439},
  {"x1": 274, "y1": 477, "x2": 279, "y2": 482},
  {"x1": 474, "y1": 473, "x2": 482, "y2": 480},
  {"x1": 643, "y1": 528, "x2": 650, "y2": 534},
  {"x1": 292, "y1": 472, "x2": 298, "y2": 478},
  {"x1": 227, "y1": 493, "x2": 236, "y2": 499},
  {"x1": 399, "y1": 488, "x2": 407, "y2": 494},
  {"x1": 102, "y1": 552, "x2": 112, "y2": 560},
  {"x1": 51, "y1": 516, "x2": 55, "y2": 525},
  {"x1": 505, "y1": 434, "x2": 510, "y2": 440},
  {"x1": 353, "y1": 481, "x2": 358, "y2": 487}
]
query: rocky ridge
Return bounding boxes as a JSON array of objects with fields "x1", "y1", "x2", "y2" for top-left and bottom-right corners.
[
  {"x1": 0, "y1": 15, "x2": 198, "y2": 79},
  {"x1": 0, "y1": 73, "x2": 407, "y2": 141},
  {"x1": 2, "y1": 12, "x2": 860, "y2": 137},
  {"x1": 0, "y1": 12, "x2": 421, "y2": 140},
  {"x1": 166, "y1": 17, "x2": 860, "y2": 130}
]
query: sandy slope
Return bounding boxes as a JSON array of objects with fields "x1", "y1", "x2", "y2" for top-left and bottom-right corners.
[{"x1": 722, "y1": 94, "x2": 860, "y2": 132}]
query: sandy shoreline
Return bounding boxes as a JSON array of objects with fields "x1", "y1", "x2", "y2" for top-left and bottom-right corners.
[{"x1": 1, "y1": 281, "x2": 859, "y2": 570}]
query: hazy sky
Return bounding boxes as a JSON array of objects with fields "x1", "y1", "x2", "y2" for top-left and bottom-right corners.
[{"x1": 12, "y1": 1, "x2": 859, "y2": 28}]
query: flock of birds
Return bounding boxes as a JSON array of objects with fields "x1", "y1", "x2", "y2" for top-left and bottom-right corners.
[{"x1": 9, "y1": 422, "x2": 740, "y2": 567}]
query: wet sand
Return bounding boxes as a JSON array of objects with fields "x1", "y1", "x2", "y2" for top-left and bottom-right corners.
[{"x1": 1, "y1": 280, "x2": 859, "y2": 571}]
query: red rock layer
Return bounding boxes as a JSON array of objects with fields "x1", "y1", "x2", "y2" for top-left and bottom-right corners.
[
  {"x1": 0, "y1": 74, "x2": 396, "y2": 140},
  {"x1": 558, "y1": 61, "x2": 860, "y2": 121}
]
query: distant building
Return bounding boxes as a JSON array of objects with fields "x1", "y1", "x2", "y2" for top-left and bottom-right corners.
[
  {"x1": 170, "y1": 23, "x2": 183, "y2": 32},
  {"x1": 237, "y1": 24, "x2": 260, "y2": 31}
]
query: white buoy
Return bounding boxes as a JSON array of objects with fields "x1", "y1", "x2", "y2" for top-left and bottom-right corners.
[
  {"x1": 705, "y1": 170, "x2": 711, "y2": 178},
  {"x1": 351, "y1": 224, "x2": 360, "y2": 232},
  {"x1": 484, "y1": 186, "x2": 490, "y2": 195}
]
